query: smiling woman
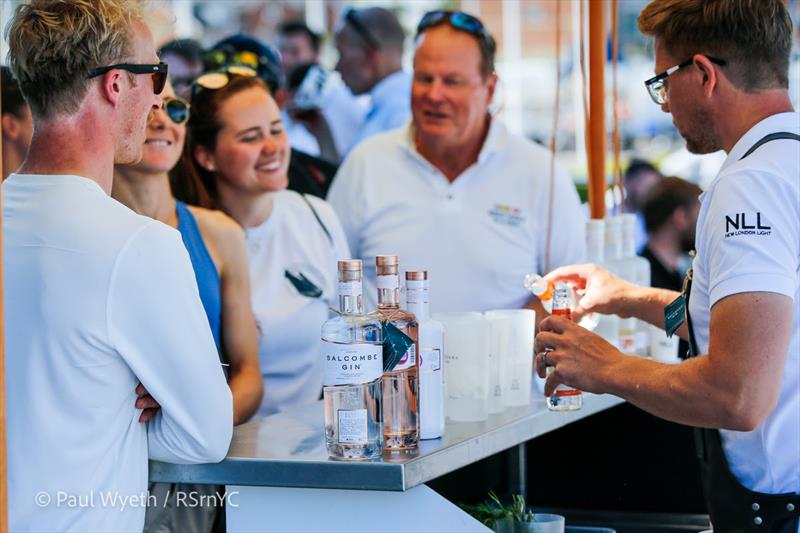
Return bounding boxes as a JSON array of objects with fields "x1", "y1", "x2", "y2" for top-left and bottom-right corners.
[{"x1": 172, "y1": 74, "x2": 352, "y2": 418}]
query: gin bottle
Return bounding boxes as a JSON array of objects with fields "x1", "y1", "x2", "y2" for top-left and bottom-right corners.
[
  {"x1": 546, "y1": 283, "x2": 583, "y2": 411},
  {"x1": 370, "y1": 255, "x2": 420, "y2": 450},
  {"x1": 321, "y1": 260, "x2": 384, "y2": 460},
  {"x1": 405, "y1": 271, "x2": 444, "y2": 440}
]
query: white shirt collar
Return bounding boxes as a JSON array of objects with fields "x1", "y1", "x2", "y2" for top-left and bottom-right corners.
[
  {"x1": 400, "y1": 116, "x2": 510, "y2": 171},
  {"x1": 369, "y1": 70, "x2": 411, "y2": 106},
  {"x1": 720, "y1": 111, "x2": 800, "y2": 173}
]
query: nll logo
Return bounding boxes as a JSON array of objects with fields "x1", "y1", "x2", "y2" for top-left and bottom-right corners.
[{"x1": 725, "y1": 212, "x2": 772, "y2": 237}]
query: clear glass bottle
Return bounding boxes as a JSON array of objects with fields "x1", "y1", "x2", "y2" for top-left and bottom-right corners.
[
  {"x1": 405, "y1": 271, "x2": 444, "y2": 440},
  {"x1": 523, "y1": 273, "x2": 555, "y2": 313},
  {"x1": 370, "y1": 255, "x2": 420, "y2": 450},
  {"x1": 321, "y1": 260, "x2": 384, "y2": 460},
  {"x1": 547, "y1": 283, "x2": 583, "y2": 411}
]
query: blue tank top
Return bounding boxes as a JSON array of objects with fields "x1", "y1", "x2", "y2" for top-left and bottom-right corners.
[{"x1": 175, "y1": 201, "x2": 223, "y2": 360}]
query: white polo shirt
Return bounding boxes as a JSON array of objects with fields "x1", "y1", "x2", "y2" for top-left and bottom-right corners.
[
  {"x1": 328, "y1": 120, "x2": 586, "y2": 314},
  {"x1": 689, "y1": 112, "x2": 800, "y2": 494},
  {"x1": 246, "y1": 190, "x2": 351, "y2": 416},
  {"x1": 3, "y1": 174, "x2": 233, "y2": 532}
]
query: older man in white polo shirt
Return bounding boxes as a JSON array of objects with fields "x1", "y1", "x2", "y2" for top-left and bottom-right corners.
[{"x1": 328, "y1": 10, "x2": 585, "y2": 315}]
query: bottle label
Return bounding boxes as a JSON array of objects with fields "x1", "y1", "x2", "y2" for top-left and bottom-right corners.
[
  {"x1": 405, "y1": 287, "x2": 429, "y2": 304},
  {"x1": 393, "y1": 343, "x2": 417, "y2": 371},
  {"x1": 547, "y1": 368, "x2": 581, "y2": 396},
  {"x1": 322, "y1": 342, "x2": 382, "y2": 386},
  {"x1": 337, "y1": 408, "x2": 368, "y2": 444},
  {"x1": 338, "y1": 281, "x2": 362, "y2": 297},
  {"x1": 420, "y1": 347, "x2": 441, "y2": 372},
  {"x1": 555, "y1": 386, "x2": 582, "y2": 397},
  {"x1": 376, "y1": 274, "x2": 399, "y2": 290}
]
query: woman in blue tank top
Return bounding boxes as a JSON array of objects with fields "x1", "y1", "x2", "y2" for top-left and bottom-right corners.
[{"x1": 113, "y1": 82, "x2": 263, "y2": 425}]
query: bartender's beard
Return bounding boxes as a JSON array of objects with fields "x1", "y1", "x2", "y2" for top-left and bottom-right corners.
[{"x1": 678, "y1": 104, "x2": 721, "y2": 154}]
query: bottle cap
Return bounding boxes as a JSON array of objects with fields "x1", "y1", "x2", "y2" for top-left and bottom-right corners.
[
  {"x1": 405, "y1": 271, "x2": 428, "y2": 281},
  {"x1": 376, "y1": 255, "x2": 399, "y2": 266},
  {"x1": 338, "y1": 259, "x2": 362, "y2": 271}
]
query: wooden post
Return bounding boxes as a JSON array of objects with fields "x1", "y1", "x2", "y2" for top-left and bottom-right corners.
[
  {"x1": 587, "y1": 0, "x2": 607, "y2": 219},
  {"x1": 0, "y1": 67, "x2": 9, "y2": 532}
]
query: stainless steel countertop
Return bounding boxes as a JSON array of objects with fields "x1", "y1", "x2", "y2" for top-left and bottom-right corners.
[{"x1": 149, "y1": 393, "x2": 623, "y2": 491}]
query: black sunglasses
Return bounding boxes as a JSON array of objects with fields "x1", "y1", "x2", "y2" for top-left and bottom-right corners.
[
  {"x1": 87, "y1": 62, "x2": 168, "y2": 94},
  {"x1": 344, "y1": 9, "x2": 380, "y2": 50},
  {"x1": 416, "y1": 10, "x2": 494, "y2": 52},
  {"x1": 162, "y1": 96, "x2": 190, "y2": 125}
]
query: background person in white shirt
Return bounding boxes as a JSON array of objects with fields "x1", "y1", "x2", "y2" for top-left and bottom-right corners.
[
  {"x1": 278, "y1": 20, "x2": 367, "y2": 159},
  {"x1": 328, "y1": 10, "x2": 585, "y2": 316},
  {"x1": 174, "y1": 73, "x2": 350, "y2": 417},
  {"x1": 3, "y1": 1, "x2": 233, "y2": 531},
  {"x1": 334, "y1": 7, "x2": 412, "y2": 149},
  {"x1": 537, "y1": 1, "x2": 799, "y2": 530}
]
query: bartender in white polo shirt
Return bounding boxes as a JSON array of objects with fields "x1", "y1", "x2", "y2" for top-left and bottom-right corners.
[
  {"x1": 537, "y1": 1, "x2": 799, "y2": 531},
  {"x1": 328, "y1": 10, "x2": 585, "y2": 315}
]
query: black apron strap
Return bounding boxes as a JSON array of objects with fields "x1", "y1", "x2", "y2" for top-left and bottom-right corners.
[{"x1": 739, "y1": 132, "x2": 800, "y2": 160}]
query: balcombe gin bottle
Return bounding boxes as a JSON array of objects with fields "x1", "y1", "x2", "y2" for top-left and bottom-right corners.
[
  {"x1": 370, "y1": 255, "x2": 420, "y2": 450},
  {"x1": 321, "y1": 260, "x2": 384, "y2": 460}
]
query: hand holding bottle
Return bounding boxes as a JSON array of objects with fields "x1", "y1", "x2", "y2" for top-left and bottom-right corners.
[
  {"x1": 544, "y1": 263, "x2": 638, "y2": 321},
  {"x1": 534, "y1": 315, "x2": 623, "y2": 397}
]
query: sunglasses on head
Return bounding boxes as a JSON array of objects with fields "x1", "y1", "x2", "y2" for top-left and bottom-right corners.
[
  {"x1": 205, "y1": 48, "x2": 264, "y2": 72},
  {"x1": 416, "y1": 11, "x2": 493, "y2": 50},
  {"x1": 161, "y1": 96, "x2": 190, "y2": 124},
  {"x1": 191, "y1": 65, "x2": 258, "y2": 97},
  {"x1": 87, "y1": 62, "x2": 168, "y2": 94}
]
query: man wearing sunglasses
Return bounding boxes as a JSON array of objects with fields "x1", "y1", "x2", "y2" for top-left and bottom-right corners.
[
  {"x1": 334, "y1": 7, "x2": 411, "y2": 148},
  {"x1": 537, "y1": 1, "x2": 799, "y2": 531},
  {"x1": 329, "y1": 10, "x2": 585, "y2": 316},
  {"x1": 2, "y1": 1, "x2": 232, "y2": 531}
]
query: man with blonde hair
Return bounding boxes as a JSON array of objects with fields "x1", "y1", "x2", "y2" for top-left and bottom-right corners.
[
  {"x1": 536, "y1": 1, "x2": 799, "y2": 530},
  {"x1": 3, "y1": 1, "x2": 233, "y2": 530}
]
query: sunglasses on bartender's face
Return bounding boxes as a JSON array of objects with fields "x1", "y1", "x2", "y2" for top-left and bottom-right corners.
[{"x1": 87, "y1": 62, "x2": 168, "y2": 94}]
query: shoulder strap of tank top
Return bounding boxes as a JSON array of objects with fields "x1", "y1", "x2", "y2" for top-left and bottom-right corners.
[
  {"x1": 739, "y1": 132, "x2": 800, "y2": 161},
  {"x1": 301, "y1": 193, "x2": 333, "y2": 246}
]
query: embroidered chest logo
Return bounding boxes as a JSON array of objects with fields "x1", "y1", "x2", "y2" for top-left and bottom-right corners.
[
  {"x1": 489, "y1": 203, "x2": 525, "y2": 227},
  {"x1": 724, "y1": 212, "x2": 772, "y2": 238}
]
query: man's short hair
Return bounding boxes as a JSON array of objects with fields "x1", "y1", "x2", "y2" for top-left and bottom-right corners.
[
  {"x1": 346, "y1": 7, "x2": 405, "y2": 53},
  {"x1": 1, "y1": 66, "x2": 28, "y2": 118},
  {"x1": 638, "y1": 0, "x2": 792, "y2": 92},
  {"x1": 642, "y1": 176, "x2": 702, "y2": 233},
  {"x1": 278, "y1": 21, "x2": 321, "y2": 54},
  {"x1": 5, "y1": 0, "x2": 144, "y2": 120},
  {"x1": 624, "y1": 159, "x2": 661, "y2": 183},
  {"x1": 159, "y1": 38, "x2": 204, "y2": 68}
]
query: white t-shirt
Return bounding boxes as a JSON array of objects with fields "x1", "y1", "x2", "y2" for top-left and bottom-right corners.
[
  {"x1": 689, "y1": 112, "x2": 800, "y2": 494},
  {"x1": 246, "y1": 190, "x2": 350, "y2": 416},
  {"x1": 328, "y1": 120, "x2": 587, "y2": 314},
  {"x1": 3, "y1": 174, "x2": 232, "y2": 532}
]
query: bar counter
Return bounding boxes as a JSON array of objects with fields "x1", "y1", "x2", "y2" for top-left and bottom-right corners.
[
  {"x1": 149, "y1": 392, "x2": 623, "y2": 532},
  {"x1": 150, "y1": 392, "x2": 623, "y2": 490}
]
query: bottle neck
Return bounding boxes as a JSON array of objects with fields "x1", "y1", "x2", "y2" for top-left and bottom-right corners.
[
  {"x1": 406, "y1": 295, "x2": 429, "y2": 320},
  {"x1": 338, "y1": 279, "x2": 364, "y2": 315},
  {"x1": 377, "y1": 274, "x2": 400, "y2": 308}
]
